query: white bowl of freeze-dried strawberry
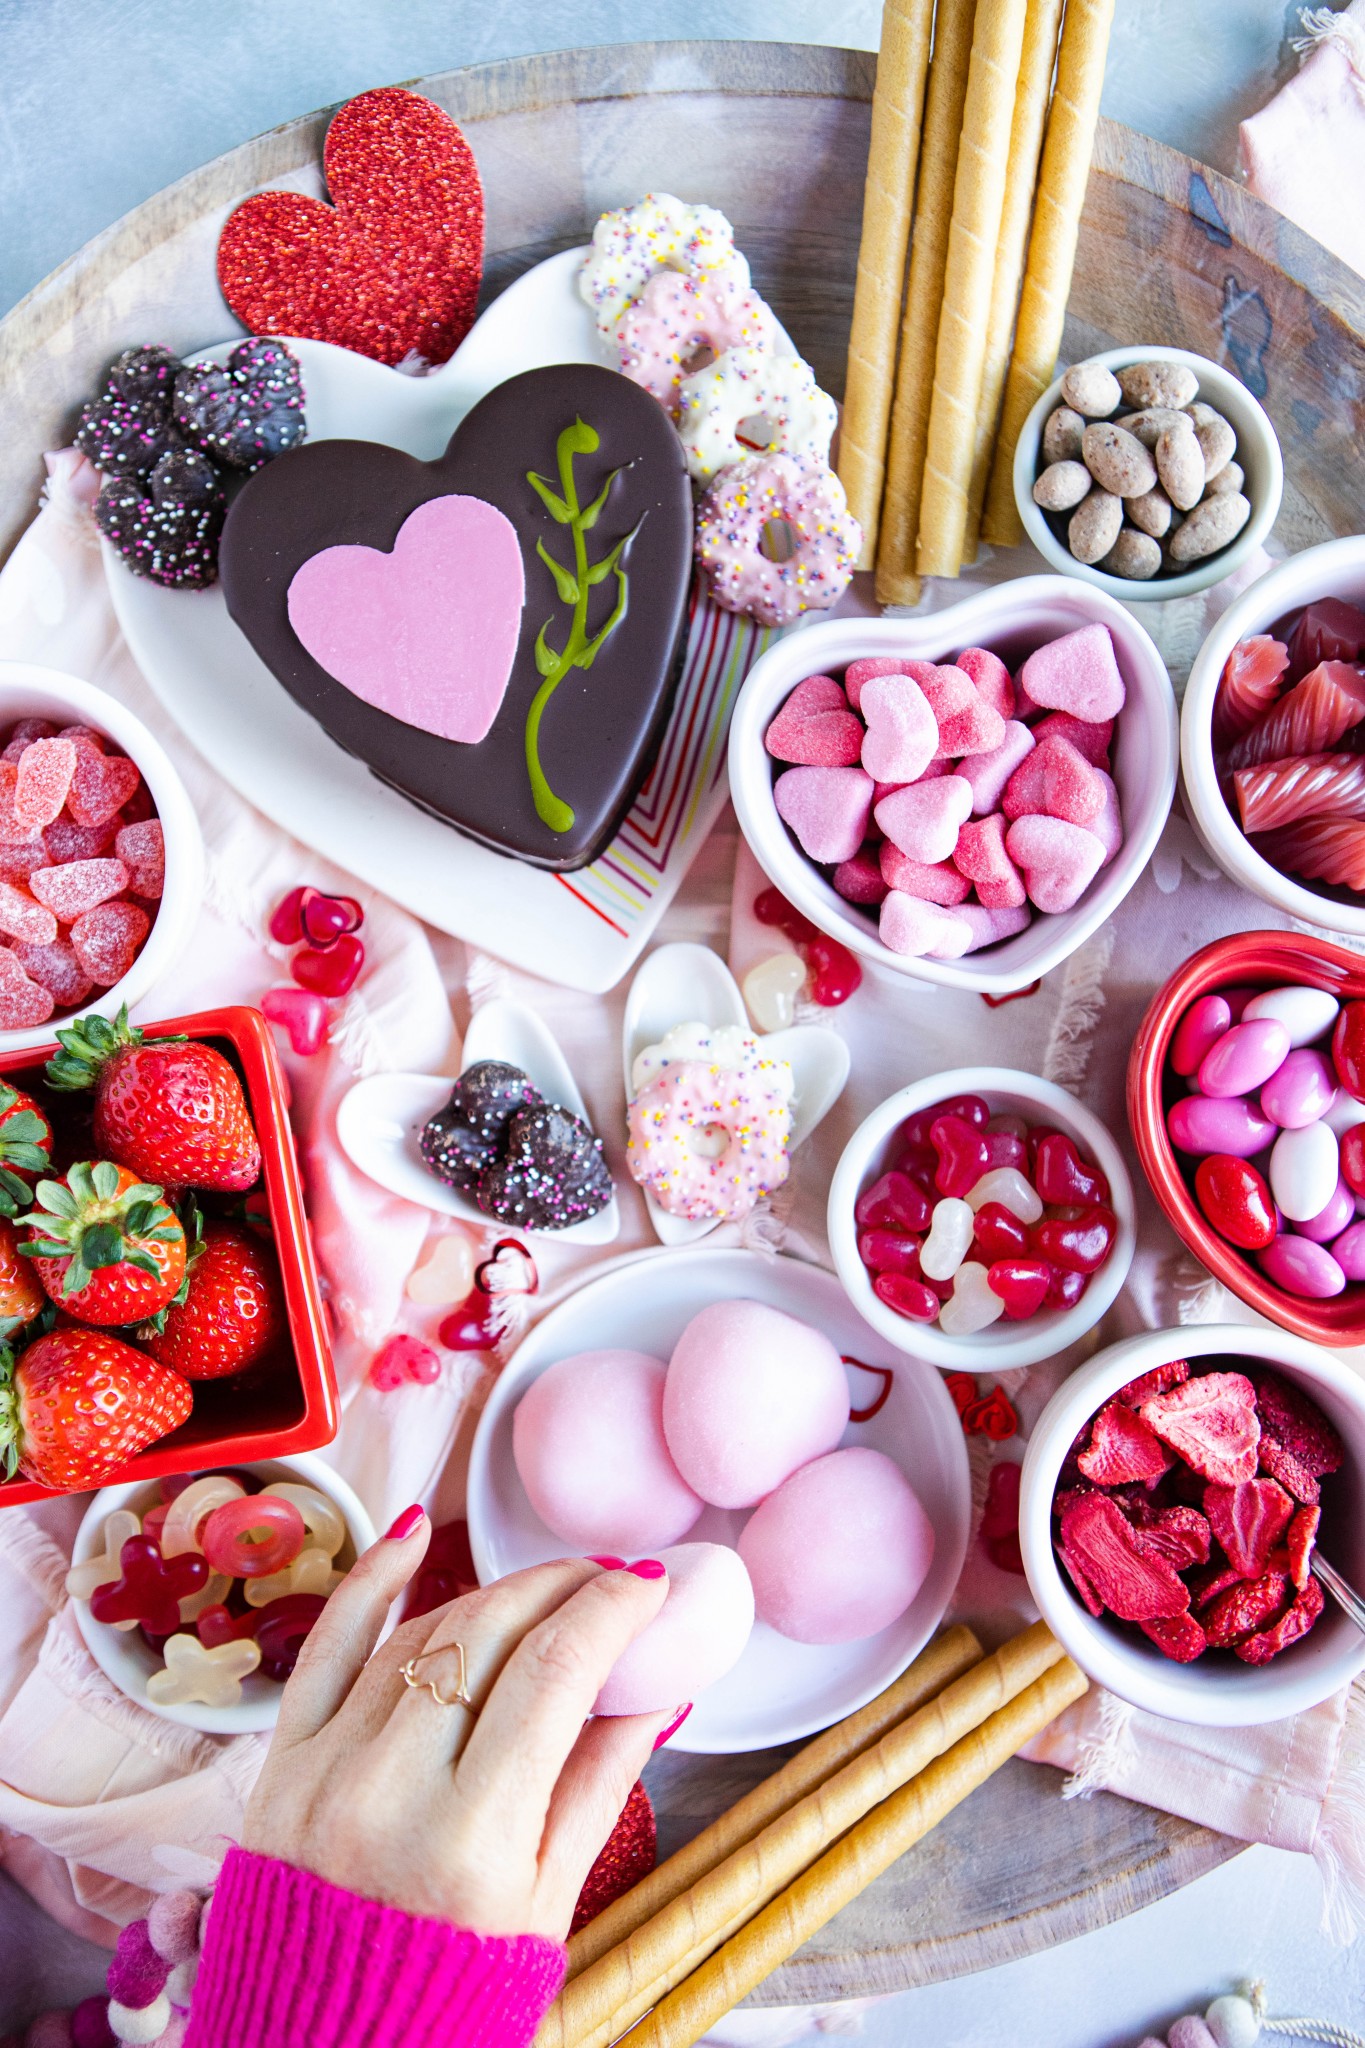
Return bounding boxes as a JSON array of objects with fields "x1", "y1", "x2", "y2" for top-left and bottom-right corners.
[
  {"x1": 0, "y1": 664, "x2": 203, "y2": 1049},
  {"x1": 1019, "y1": 1323, "x2": 1365, "y2": 1725}
]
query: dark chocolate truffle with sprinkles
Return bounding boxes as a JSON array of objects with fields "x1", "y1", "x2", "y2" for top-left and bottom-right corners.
[
  {"x1": 94, "y1": 448, "x2": 226, "y2": 589},
  {"x1": 476, "y1": 1103, "x2": 614, "y2": 1230},
  {"x1": 419, "y1": 1061, "x2": 543, "y2": 1193},
  {"x1": 174, "y1": 339, "x2": 307, "y2": 471}
]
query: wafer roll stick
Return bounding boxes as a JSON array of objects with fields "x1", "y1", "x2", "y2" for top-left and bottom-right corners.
[
  {"x1": 916, "y1": 0, "x2": 1032, "y2": 580},
  {"x1": 626, "y1": 1655, "x2": 1090, "y2": 2048},
  {"x1": 981, "y1": 0, "x2": 1117, "y2": 547},
  {"x1": 839, "y1": 0, "x2": 936, "y2": 567},
  {"x1": 566, "y1": 1623, "x2": 980, "y2": 1978},
  {"x1": 961, "y1": 0, "x2": 1066, "y2": 563},
  {"x1": 875, "y1": 0, "x2": 978, "y2": 606},
  {"x1": 538, "y1": 1623, "x2": 1063, "y2": 2048}
]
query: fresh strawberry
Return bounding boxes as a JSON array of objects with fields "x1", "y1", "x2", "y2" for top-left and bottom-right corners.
[
  {"x1": 0, "y1": 1327, "x2": 191, "y2": 1490},
  {"x1": 21, "y1": 1160, "x2": 186, "y2": 1325},
  {"x1": 0, "y1": 1216, "x2": 48, "y2": 1332},
  {"x1": 144, "y1": 1221, "x2": 285, "y2": 1380},
  {"x1": 0, "y1": 1078, "x2": 53, "y2": 1216},
  {"x1": 45, "y1": 1006, "x2": 261, "y2": 1192}
]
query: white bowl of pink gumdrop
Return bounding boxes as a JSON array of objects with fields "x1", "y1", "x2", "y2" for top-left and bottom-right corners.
[
  {"x1": 467, "y1": 1246, "x2": 970, "y2": 1753},
  {"x1": 726, "y1": 577, "x2": 1176, "y2": 998},
  {"x1": 0, "y1": 663, "x2": 205, "y2": 1049},
  {"x1": 828, "y1": 1067, "x2": 1137, "y2": 1373},
  {"x1": 69, "y1": 1453, "x2": 375, "y2": 1734}
]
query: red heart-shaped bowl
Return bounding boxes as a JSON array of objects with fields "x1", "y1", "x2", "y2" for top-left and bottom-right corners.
[{"x1": 1127, "y1": 930, "x2": 1365, "y2": 1343}]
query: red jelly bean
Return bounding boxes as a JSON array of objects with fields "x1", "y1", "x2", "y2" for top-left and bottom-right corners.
[
  {"x1": 1031, "y1": 1205, "x2": 1117, "y2": 1274},
  {"x1": 973, "y1": 1202, "x2": 1028, "y2": 1262},
  {"x1": 1033, "y1": 1133, "x2": 1110, "y2": 1208},
  {"x1": 255, "y1": 1592, "x2": 328, "y2": 1673},
  {"x1": 930, "y1": 1114, "x2": 991, "y2": 1198},
  {"x1": 89, "y1": 1536, "x2": 208, "y2": 1637},
  {"x1": 854, "y1": 1170, "x2": 931, "y2": 1234},
  {"x1": 1044, "y1": 1265, "x2": 1088, "y2": 1310},
  {"x1": 872, "y1": 1272, "x2": 940, "y2": 1322},
  {"x1": 857, "y1": 1229, "x2": 924, "y2": 1278},
  {"x1": 1332, "y1": 1001, "x2": 1365, "y2": 1102},
  {"x1": 902, "y1": 1096, "x2": 990, "y2": 1148},
  {"x1": 1193, "y1": 1153, "x2": 1277, "y2": 1250},
  {"x1": 986, "y1": 1259, "x2": 1051, "y2": 1320},
  {"x1": 1341, "y1": 1124, "x2": 1365, "y2": 1199},
  {"x1": 895, "y1": 1141, "x2": 939, "y2": 1194},
  {"x1": 803, "y1": 931, "x2": 861, "y2": 1006},
  {"x1": 292, "y1": 932, "x2": 364, "y2": 997},
  {"x1": 198, "y1": 1603, "x2": 260, "y2": 1647},
  {"x1": 300, "y1": 891, "x2": 364, "y2": 950},
  {"x1": 980, "y1": 1130, "x2": 1027, "y2": 1173},
  {"x1": 201, "y1": 1495, "x2": 307, "y2": 1578}
]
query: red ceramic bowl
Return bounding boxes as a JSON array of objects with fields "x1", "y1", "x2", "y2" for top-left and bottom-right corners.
[
  {"x1": 0, "y1": 1005, "x2": 337, "y2": 1505},
  {"x1": 1128, "y1": 931, "x2": 1365, "y2": 1343}
]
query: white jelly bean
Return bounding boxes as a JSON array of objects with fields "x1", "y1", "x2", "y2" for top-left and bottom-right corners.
[
  {"x1": 743, "y1": 951, "x2": 806, "y2": 1032},
  {"x1": 920, "y1": 1197, "x2": 975, "y2": 1281},
  {"x1": 1242, "y1": 984, "x2": 1340, "y2": 1048},
  {"x1": 938, "y1": 1261, "x2": 1006, "y2": 1335},
  {"x1": 965, "y1": 1166, "x2": 1043, "y2": 1224},
  {"x1": 1269, "y1": 1119, "x2": 1340, "y2": 1223}
]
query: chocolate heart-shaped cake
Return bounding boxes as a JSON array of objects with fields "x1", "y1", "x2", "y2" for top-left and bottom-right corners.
[{"x1": 219, "y1": 363, "x2": 693, "y2": 870}]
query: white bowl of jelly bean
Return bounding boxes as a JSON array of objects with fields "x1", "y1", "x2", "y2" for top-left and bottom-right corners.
[
  {"x1": 1131, "y1": 937, "x2": 1365, "y2": 1344},
  {"x1": 1019, "y1": 1324, "x2": 1365, "y2": 1726},
  {"x1": 68, "y1": 1453, "x2": 375, "y2": 1733},
  {"x1": 0, "y1": 663, "x2": 204, "y2": 1047},
  {"x1": 827, "y1": 1067, "x2": 1136, "y2": 1372}
]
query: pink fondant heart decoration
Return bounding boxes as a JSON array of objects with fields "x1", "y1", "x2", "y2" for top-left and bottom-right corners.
[{"x1": 286, "y1": 495, "x2": 524, "y2": 745}]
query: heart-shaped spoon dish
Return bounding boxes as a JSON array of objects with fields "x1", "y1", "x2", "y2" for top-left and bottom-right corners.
[{"x1": 337, "y1": 997, "x2": 620, "y2": 1245}]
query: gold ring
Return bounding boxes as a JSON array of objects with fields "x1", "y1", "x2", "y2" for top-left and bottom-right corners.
[{"x1": 400, "y1": 1642, "x2": 475, "y2": 1711}]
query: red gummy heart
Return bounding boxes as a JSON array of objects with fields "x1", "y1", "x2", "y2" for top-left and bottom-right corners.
[
  {"x1": 292, "y1": 932, "x2": 364, "y2": 997},
  {"x1": 930, "y1": 1114, "x2": 990, "y2": 1198},
  {"x1": 980, "y1": 1129, "x2": 1027, "y2": 1173},
  {"x1": 980, "y1": 1460, "x2": 1025, "y2": 1574},
  {"x1": 404, "y1": 1518, "x2": 479, "y2": 1622},
  {"x1": 1034, "y1": 1133, "x2": 1110, "y2": 1208},
  {"x1": 753, "y1": 886, "x2": 816, "y2": 945},
  {"x1": 900, "y1": 1095, "x2": 988, "y2": 1149},
  {"x1": 857, "y1": 1228, "x2": 924, "y2": 1278},
  {"x1": 804, "y1": 931, "x2": 861, "y2": 1006},
  {"x1": 370, "y1": 1333, "x2": 442, "y2": 1390},
  {"x1": 854, "y1": 1170, "x2": 931, "y2": 1235},
  {"x1": 1030, "y1": 1204, "x2": 1118, "y2": 1274},
  {"x1": 986, "y1": 1258, "x2": 1050, "y2": 1321},
  {"x1": 973, "y1": 1203, "x2": 1028, "y2": 1263},
  {"x1": 764, "y1": 676, "x2": 865, "y2": 768},
  {"x1": 218, "y1": 88, "x2": 485, "y2": 368},
  {"x1": 439, "y1": 1292, "x2": 501, "y2": 1351},
  {"x1": 262, "y1": 984, "x2": 329, "y2": 1055},
  {"x1": 302, "y1": 889, "x2": 363, "y2": 948},
  {"x1": 474, "y1": 1237, "x2": 539, "y2": 1298}
]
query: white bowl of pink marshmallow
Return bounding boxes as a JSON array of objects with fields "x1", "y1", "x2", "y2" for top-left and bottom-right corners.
[
  {"x1": 466, "y1": 1248, "x2": 971, "y2": 1752},
  {"x1": 728, "y1": 577, "x2": 1178, "y2": 997}
]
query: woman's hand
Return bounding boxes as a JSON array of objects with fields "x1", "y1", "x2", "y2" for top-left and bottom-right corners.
[{"x1": 241, "y1": 1510, "x2": 674, "y2": 1938}]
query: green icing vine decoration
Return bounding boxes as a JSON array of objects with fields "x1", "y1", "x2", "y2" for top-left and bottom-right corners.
[{"x1": 525, "y1": 417, "x2": 636, "y2": 834}]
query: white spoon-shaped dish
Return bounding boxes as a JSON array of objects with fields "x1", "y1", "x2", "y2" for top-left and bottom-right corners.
[
  {"x1": 336, "y1": 996, "x2": 619, "y2": 1245},
  {"x1": 622, "y1": 942, "x2": 850, "y2": 1245}
]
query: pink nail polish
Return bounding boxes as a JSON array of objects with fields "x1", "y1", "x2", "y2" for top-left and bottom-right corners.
[
  {"x1": 385, "y1": 1504, "x2": 426, "y2": 1541},
  {"x1": 653, "y1": 1704, "x2": 692, "y2": 1750},
  {"x1": 588, "y1": 1555, "x2": 627, "y2": 1570},
  {"x1": 627, "y1": 1558, "x2": 666, "y2": 1580}
]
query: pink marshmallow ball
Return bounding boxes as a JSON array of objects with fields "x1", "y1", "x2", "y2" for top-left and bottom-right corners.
[
  {"x1": 513, "y1": 1349, "x2": 703, "y2": 1551},
  {"x1": 663, "y1": 1300, "x2": 850, "y2": 1509},
  {"x1": 594, "y1": 1541, "x2": 756, "y2": 1715},
  {"x1": 738, "y1": 1447, "x2": 935, "y2": 1644}
]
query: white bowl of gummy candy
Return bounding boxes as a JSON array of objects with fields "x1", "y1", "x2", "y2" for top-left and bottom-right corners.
[
  {"x1": 0, "y1": 663, "x2": 204, "y2": 1048},
  {"x1": 727, "y1": 578, "x2": 1176, "y2": 998},
  {"x1": 828, "y1": 1067, "x2": 1136, "y2": 1372},
  {"x1": 467, "y1": 1247, "x2": 971, "y2": 1752},
  {"x1": 69, "y1": 1453, "x2": 375, "y2": 1733}
]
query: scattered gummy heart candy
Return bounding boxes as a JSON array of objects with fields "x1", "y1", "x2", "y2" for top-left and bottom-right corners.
[
  {"x1": 403, "y1": 1518, "x2": 478, "y2": 1621},
  {"x1": 301, "y1": 890, "x2": 363, "y2": 949},
  {"x1": 405, "y1": 1231, "x2": 477, "y2": 1306},
  {"x1": 980, "y1": 1460, "x2": 1025, "y2": 1574},
  {"x1": 291, "y1": 932, "x2": 364, "y2": 997},
  {"x1": 752, "y1": 885, "x2": 861, "y2": 1007},
  {"x1": 438, "y1": 1289, "x2": 502, "y2": 1351},
  {"x1": 742, "y1": 950, "x2": 805, "y2": 1031},
  {"x1": 369, "y1": 1332, "x2": 442, "y2": 1390},
  {"x1": 261, "y1": 985, "x2": 329, "y2": 1056},
  {"x1": 474, "y1": 1237, "x2": 539, "y2": 1297}
]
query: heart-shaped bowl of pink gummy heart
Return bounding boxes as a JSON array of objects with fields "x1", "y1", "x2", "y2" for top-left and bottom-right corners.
[
  {"x1": 70, "y1": 1453, "x2": 375, "y2": 1734},
  {"x1": 1181, "y1": 534, "x2": 1365, "y2": 939},
  {"x1": 1019, "y1": 1324, "x2": 1365, "y2": 1726},
  {"x1": 828, "y1": 1066, "x2": 1136, "y2": 1372},
  {"x1": 0, "y1": 663, "x2": 204, "y2": 1048},
  {"x1": 728, "y1": 578, "x2": 1176, "y2": 997}
]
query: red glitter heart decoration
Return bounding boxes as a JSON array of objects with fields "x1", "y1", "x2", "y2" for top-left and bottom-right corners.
[
  {"x1": 571, "y1": 1781, "x2": 657, "y2": 1934},
  {"x1": 217, "y1": 87, "x2": 485, "y2": 368}
]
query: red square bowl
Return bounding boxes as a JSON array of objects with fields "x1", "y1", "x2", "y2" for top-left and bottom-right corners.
[
  {"x1": 0, "y1": 1005, "x2": 337, "y2": 1506},
  {"x1": 1127, "y1": 930, "x2": 1365, "y2": 1345}
]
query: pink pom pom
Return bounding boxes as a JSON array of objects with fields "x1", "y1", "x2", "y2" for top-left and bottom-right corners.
[
  {"x1": 69, "y1": 2001, "x2": 116, "y2": 2048},
  {"x1": 1168, "y1": 2021, "x2": 1219, "y2": 2048},
  {"x1": 106, "y1": 1921, "x2": 169, "y2": 2010},
  {"x1": 146, "y1": 1890, "x2": 203, "y2": 1967},
  {"x1": 23, "y1": 2013, "x2": 73, "y2": 2048}
]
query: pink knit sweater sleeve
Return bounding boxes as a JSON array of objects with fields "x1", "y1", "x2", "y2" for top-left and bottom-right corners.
[{"x1": 183, "y1": 1847, "x2": 567, "y2": 2048}]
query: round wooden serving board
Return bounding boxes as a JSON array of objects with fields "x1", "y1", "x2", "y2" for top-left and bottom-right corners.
[{"x1": 4, "y1": 39, "x2": 1359, "y2": 2001}]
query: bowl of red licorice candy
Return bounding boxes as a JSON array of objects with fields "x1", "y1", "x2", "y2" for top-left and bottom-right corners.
[
  {"x1": 1128, "y1": 928, "x2": 1365, "y2": 1344},
  {"x1": 1018, "y1": 1322, "x2": 1365, "y2": 1725},
  {"x1": 1182, "y1": 536, "x2": 1365, "y2": 935}
]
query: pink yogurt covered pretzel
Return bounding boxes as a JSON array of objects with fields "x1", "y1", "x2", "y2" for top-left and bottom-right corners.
[
  {"x1": 615, "y1": 270, "x2": 777, "y2": 420},
  {"x1": 696, "y1": 452, "x2": 860, "y2": 628}
]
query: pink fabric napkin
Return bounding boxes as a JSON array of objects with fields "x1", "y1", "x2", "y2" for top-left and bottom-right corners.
[{"x1": 1240, "y1": 3, "x2": 1365, "y2": 277}]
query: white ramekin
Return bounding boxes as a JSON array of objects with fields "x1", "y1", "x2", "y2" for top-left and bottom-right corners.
[
  {"x1": 1019, "y1": 1324, "x2": 1365, "y2": 1725},
  {"x1": 1012, "y1": 344, "x2": 1283, "y2": 602},
  {"x1": 828, "y1": 1066, "x2": 1136, "y2": 1372},
  {"x1": 728, "y1": 576, "x2": 1177, "y2": 996}
]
